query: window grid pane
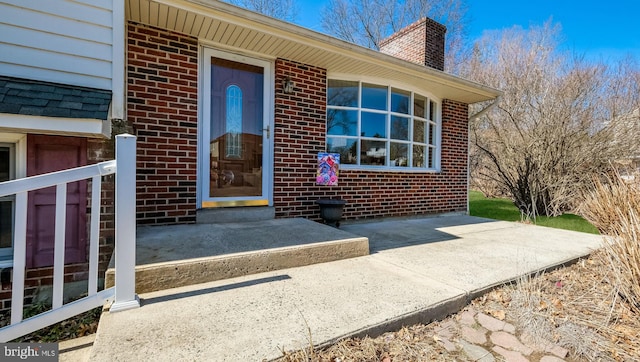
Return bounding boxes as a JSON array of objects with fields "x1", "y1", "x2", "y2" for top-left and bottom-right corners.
[
  {"x1": 0, "y1": 200, "x2": 12, "y2": 249},
  {"x1": 414, "y1": 94, "x2": 426, "y2": 118},
  {"x1": 429, "y1": 122, "x2": 437, "y2": 146},
  {"x1": 327, "y1": 109, "x2": 358, "y2": 136},
  {"x1": 361, "y1": 140, "x2": 387, "y2": 166},
  {"x1": 391, "y1": 116, "x2": 409, "y2": 141},
  {"x1": 429, "y1": 100, "x2": 436, "y2": 121},
  {"x1": 327, "y1": 137, "x2": 358, "y2": 164},
  {"x1": 390, "y1": 143, "x2": 408, "y2": 167},
  {"x1": 0, "y1": 146, "x2": 11, "y2": 182},
  {"x1": 413, "y1": 119, "x2": 425, "y2": 143},
  {"x1": 328, "y1": 80, "x2": 359, "y2": 107},
  {"x1": 428, "y1": 146, "x2": 436, "y2": 168},
  {"x1": 361, "y1": 112, "x2": 387, "y2": 138},
  {"x1": 362, "y1": 83, "x2": 388, "y2": 111},
  {"x1": 412, "y1": 145, "x2": 426, "y2": 168},
  {"x1": 391, "y1": 88, "x2": 410, "y2": 114}
]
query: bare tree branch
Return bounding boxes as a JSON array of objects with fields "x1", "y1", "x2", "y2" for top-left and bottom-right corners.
[
  {"x1": 320, "y1": 0, "x2": 470, "y2": 72},
  {"x1": 224, "y1": 0, "x2": 298, "y2": 22},
  {"x1": 463, "y1": 20, "x2": 640, "y2": 217}
]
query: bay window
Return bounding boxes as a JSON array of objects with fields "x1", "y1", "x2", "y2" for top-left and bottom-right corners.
[{"x1": 326, "y1": 79, "x2": 439, "y2": 170}]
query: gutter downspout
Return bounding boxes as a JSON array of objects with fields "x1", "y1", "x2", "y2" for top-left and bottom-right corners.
[{"x1": 466, "y1": 97, "x2": 501, "y2": 215}]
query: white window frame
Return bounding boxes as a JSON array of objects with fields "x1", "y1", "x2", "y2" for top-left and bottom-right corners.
[
  {"x1": 0, "y1": 133, "x2": 26, "y2": 268},
  {"x1": 326, "y1": 78, "x2": 441, "y2": 172}
]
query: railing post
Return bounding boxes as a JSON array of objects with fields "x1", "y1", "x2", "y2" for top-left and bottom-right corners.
[{"x1": 110, "y1": 134, "x2": 140, "y2": 312}]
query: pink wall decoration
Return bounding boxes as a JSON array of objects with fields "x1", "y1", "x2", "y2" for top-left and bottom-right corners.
[{"x1": 317, "y1": 153, "x2": 340, "y2": 186}]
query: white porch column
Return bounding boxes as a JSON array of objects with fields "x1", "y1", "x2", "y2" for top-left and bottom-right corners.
[{"x1": 110, "y1": 133, "x2": 140, "y2": 312}]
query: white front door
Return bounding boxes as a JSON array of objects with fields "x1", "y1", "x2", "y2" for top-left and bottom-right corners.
[{"x1": 200, "y1": 49, "x2": 273, "y2": 207}]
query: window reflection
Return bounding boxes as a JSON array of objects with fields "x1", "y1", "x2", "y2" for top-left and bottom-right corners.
[
  {"x1": 328, "y1": 80, "x2": 358, "y2": 107},
  {"x1": 414, "y1": 94, "x2": 426, "y2": 118},
  {"x1": 327, "y1": 109, "x2": 357, "y2": 136},
  {"x1": 414, "y1": 120, "x2": 425, "y2": 143},
  {"x1": 391, "y1": 88, "x2": 410, "y2": 114},
  {"x1": 390, "y1": 143, "x2": 408, "y2": 167},
  {"x1": 361, "y1": 112, "x2": 386, "y2": 138},
  {"x1": 209, "y1": 56, "x2": 264, "y2": 199},
  {"x1": 362, "y1": 83, "x2": 387, "y2": 110},
  {"x1": 391, "y1": 116, "x2": 409, "y2": 141},
  {"x1": 413, "y1": 145, "x2": 426, "y2": 168},
  {"x1": 328, "y1": 137, "x2": 357, "y2": 164},
  {"x1": 361, "y1": 140, "x2": 386, "y2": 166}
]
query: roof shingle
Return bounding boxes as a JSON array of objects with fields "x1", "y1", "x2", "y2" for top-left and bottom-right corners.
[{"x1": 0, "y1": 76, "x2": 111, "y2": 120}]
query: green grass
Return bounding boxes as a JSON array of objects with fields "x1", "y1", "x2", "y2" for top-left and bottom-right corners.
[{"x1": 469, "y1": 190, "x2": 599, "y2": 234}]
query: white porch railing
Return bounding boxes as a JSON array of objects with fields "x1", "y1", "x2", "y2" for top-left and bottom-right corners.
[{"x1": 0, "y1": 134, "x2": 139, "y2": 342}]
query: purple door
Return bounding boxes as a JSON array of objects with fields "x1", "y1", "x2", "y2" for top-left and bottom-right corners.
[{"x1": 26, "y1": 135, "x2": 87, "y2": 268}]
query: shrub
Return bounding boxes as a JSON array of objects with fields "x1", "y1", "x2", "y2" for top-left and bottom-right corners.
[{"x1": 579, "y1": 173, "x2": 640, "y2": 313}]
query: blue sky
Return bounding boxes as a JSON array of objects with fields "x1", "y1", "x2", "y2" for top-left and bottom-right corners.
[{"x1": 293, "y1": 0, "x2": 640, "y2": 62}]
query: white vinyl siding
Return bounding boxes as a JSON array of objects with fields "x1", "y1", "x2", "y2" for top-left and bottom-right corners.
[{"x1": 0, "y1": 0, "x2": 114, "y2": 90}]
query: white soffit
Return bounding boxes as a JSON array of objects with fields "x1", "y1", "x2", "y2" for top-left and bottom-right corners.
[{"x1": 127, "y1": 0, "x2": 501, "y2": 104}]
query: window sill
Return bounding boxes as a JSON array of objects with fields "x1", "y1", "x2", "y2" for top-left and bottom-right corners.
[{"x1": 339, "y1": 165, "x2": 440, "y2": 173}]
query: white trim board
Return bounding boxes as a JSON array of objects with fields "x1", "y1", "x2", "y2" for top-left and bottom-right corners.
[{"x1": 0, "y1": 114, "x2": 110, "y2": 139}]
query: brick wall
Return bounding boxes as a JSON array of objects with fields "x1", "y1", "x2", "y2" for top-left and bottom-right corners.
[
  {"x1": 123, "y1": 23, "x2": 465, "y2": 224},
  {"x1": 273, "y1": 58, "x2": 469, "y2": 220},
  {"x1": 273, "y1": 59, "x2": 328, "y2": 217},
  {"x1": 127, "y1": 22, "x2": 198, "y2": 225},
  {"x1": 87, "y1": 131, "x2": 121, "y2": 274},
  {"x1": 379, "y1": 17, "x2": 446, "y2": 71},
  {"x1": 0, "y1": 264, "x2": 91, "y2": 311}
]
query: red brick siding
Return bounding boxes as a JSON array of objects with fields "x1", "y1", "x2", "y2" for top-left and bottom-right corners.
[
  {"x1": 1, "y1": 264, "x2": 91, "y2": 311},
  {"x1": 87, "y1": 137, "x2": 116, "y2": 275},
  {"x1": 124, "y1": 22, "x2": 465, "y2": 223},
  {"x1": 127, "y1": 22, "x2": 198, "y2": 225},
  {"x1": 379, "y1": 17, "x2": 446, "y2": 71},
  {"x1": 273, "y1": 59, "x2": 469, "y2": 220},
  {"x1": 273, "y1": 59, "x2": 328, "y2": 217}
]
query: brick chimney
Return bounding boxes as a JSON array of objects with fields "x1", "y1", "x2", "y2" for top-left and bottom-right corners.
[{"x1": 379, "y1": 17, "x2": 446, "y2": 71}]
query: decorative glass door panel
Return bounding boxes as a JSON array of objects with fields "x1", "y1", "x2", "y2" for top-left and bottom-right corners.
[{"x1": 201, "y1": 51, "x2": 272, "y2": 207}]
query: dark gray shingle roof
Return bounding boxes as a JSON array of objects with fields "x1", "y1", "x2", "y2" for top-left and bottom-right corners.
[{"x1": 0, "y1": 76, "x2": 111, "y2": 120}]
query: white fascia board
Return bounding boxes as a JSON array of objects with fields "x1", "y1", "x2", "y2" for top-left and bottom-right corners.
[{"x1": 0, "y1": 113, "x2": 110, "y2": 139}]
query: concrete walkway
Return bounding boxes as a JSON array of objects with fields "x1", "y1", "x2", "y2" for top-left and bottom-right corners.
[{"x1": 89, "y1": 215, "x2": 602, "y2": 361}]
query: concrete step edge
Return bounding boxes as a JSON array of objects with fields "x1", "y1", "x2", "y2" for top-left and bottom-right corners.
[{"x1": 105, "y1": 236, "x2": 369, "y2": 294}]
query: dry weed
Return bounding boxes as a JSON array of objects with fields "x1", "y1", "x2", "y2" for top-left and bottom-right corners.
[
  {"x1": 507, "y1": 272, "x2": 555, "y2": 345},
  {"x1": 506, "y1": 252, "x2": 639, "y2": 361},
  {"x1": 580, "y1": 173, "x2": 640, "y2": 313}
]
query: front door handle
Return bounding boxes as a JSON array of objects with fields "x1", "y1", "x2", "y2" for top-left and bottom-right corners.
[{"x1": 261, "y1": 125, "x2": 270, "y2": 139}]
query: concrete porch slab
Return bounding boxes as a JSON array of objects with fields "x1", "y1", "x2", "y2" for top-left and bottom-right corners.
[
  {"x1": 91, "y1": 215, "x2": 603, "y2": 361},
  {"x1": 105, "y1": 218, "x2": 369, "y2": 294}
]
